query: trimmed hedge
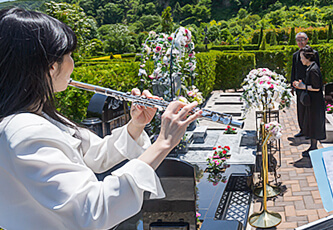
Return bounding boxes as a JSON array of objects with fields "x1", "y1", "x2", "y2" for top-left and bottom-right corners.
[
  {"x1": 194, "y1": 52, "x2": 217, "y2": 98},
  {"x1": 211, "y1": 44, "x2": 259, "y2": 51},
  {"x1": 213, "y1": 52, "x2": 256, "y2": 90},
  {"x1": 55, "y1": 62, "x2": 141, "y2": 122},
  {"x1": 224, "y1": 44, "x2": 333, "y2": 83}
]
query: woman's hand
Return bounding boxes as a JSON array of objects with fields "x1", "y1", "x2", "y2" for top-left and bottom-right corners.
[
  {"x1": 293, "y1": 80, "x2": 304, "y2": 89},
  {"x1": 138, "y1": 100, "x2": 202, "y2": 169},
  {"x1": 156, "y1": 100, "x2": 202, "y2": 150},
  {"x1": 127, "y1": 88, "x2": 159, "y2": 141},
  {"x1": 130, "y1": 88, "x2": 159, "y2": 128}
]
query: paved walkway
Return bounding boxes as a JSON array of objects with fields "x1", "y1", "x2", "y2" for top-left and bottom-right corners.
[{"x1": 247, "y1": 100, "x2": 333, "y2": 230}]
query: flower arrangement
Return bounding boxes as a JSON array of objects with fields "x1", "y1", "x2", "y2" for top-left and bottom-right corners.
[
  {"x1": 139, "y1": 27, "x2": 202, "y2": 104},
  {"x1": 224, "y1": 125, "x2": 237, "y2": 134},
  {"x1": 327, "y1": 103, "x2": 333, "y2": 114},
  {"x1": 264, "y1": 121, "x2": 283, "y2": 141},
  {"x1": 241, "y1": 68, "x2": 292, "y2": 113},
  {"x1": 206, "y1": 146, "x2": 230, "y2": 173}
]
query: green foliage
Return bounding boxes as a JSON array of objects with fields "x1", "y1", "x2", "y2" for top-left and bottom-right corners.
[
  {"x1": 258, "y1": 26, "x2": 264, "y2": 47},
  {"x1": 193, "y1": 53, "x2": 217, "y2": 98},
  {"x1": 55, "y1": 62, "x2": 141, "y2": 122},
  {"x1": 270, "y1": 30, "x2": 278, "y2": 46},
  {"x1": 213, "y1": 52, "x2": 256, "y2": 90},
  {"x1": 45, "y1": 1, "x2": 93, "y2": 58},
  {"x1": 161, "y1": 6, "x2": 173, "y2": 34},
  {"x1": 210, "y1": 44, "x2": 258, "y2": 51},
  {"x1": 312, "y1": 44, "x2": 333, "y2": 84},
  {"x1": 313, "y1": 30, "x2": 319, "y2": 44},
  {"x1": 99, "y1": 24, "x2": 136, "y2": 54},
  {"x1": 85, "y1": 39, "x2": 104, "y2": 57},
  {"x1": 328, "y1": 21, "x2": 333, "y2": 42},
  {"x1": 259, "y1": 33, "x2": 267, "y2": 50},
  {"x1": 288, "y1": 27, "x2": 296, "y2": 45}
]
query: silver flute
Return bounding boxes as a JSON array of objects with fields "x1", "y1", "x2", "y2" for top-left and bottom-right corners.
[{"x1": 68, "y1": 79, "x2": 244, "y2": 128}]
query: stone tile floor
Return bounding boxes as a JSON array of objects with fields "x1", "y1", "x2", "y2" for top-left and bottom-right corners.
[{"x1": 246, "y1": 101, "x2": 333, "y2": 230}]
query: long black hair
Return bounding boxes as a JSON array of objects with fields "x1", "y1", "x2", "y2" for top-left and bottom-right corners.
[{"x1": 0, "y1": 8, "x2": 77, "y2": 125}]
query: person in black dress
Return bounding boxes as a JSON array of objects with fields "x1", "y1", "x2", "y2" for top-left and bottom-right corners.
[
  {"x1": 291, "y1": 32, "x2": 320, "y2": 138},
  {"x1": 293, "y1": 45, "x2": 326, "y2": 157}
]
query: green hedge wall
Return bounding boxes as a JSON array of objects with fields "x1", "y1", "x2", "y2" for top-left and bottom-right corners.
[
  {"x1": 213, "y1": 51, "x2": 256, "y2": 90},
  {"x1": 55, "y1": 62, "x2": 141, "y2": 122},
  {"x1": 193, "y1": 52, "x2": 217, "y2": 98},
  {"x1": 211, "y1": 44, "x2": 259, "y2": 51}
]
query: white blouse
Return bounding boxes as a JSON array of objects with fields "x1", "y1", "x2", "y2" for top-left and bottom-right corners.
[{"x1": 0, "y1": 113, "x2": 165, "y2": 230}]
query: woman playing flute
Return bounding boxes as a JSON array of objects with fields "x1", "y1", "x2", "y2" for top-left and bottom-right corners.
[{"x1": 0, "y1": 8, "x2": 202, "y2": 230}]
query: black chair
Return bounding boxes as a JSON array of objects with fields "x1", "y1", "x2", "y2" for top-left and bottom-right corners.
[
  {"x1": 81, "y1": 93, "x2": 130, "y2": 137},
  {"x1": 324, "y1": 83, "x2": 333, "y2": 104}
]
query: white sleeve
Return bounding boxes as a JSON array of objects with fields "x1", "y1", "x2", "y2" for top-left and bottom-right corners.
[
  {"x1": 8, "y1": 124, "x2": 165, "y2": 230},
  {"x1": 80, "y1": 123, "x2": 151, "y2": 173}
]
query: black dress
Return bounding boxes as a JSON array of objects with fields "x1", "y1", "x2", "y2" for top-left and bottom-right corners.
[{"x1": 302, "y1": 62, "x2": 326, "y2": 140}]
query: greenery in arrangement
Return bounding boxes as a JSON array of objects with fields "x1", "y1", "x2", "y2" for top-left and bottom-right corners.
[
  {"x1": 224, "y1": 125, "x2": 237, "y2": 134},
  {"x1": 205, "y1": 146, "x2": 231, "y2": 185}
]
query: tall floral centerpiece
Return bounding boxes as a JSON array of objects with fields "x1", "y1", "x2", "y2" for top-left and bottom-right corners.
[
  {"x1": 139, "y1": 27, "x2": 203, "y2": 136},
  {"x1": 241, "y1": 68, "x2": 292, "y2": 113},
  {"x1": 242, "y1": 68, "x2": 290, "y2": 228},
  {"x1": 139, "y1": 27, "x2": 200, "y2": 102}
]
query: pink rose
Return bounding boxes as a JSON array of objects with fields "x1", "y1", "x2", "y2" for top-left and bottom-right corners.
[{"x1": 156, "y1": 46, "x2": 161, "y2": 52}]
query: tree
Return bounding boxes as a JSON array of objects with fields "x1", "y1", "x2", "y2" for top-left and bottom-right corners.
[
  {"x1": 45, "y1": 1, "x2": 92, "y2": 58},
  {"x1": 103, "y1": 24, "x2": 136, "y2": 54},
  {"x1": 173, "y1": 2, "x2": 182, "y2": 23},
  {"x1": 328, "y1": 21, "x2": 333, "y2": 42},
  {"x1": 259, "y1": 32, "x2": 267, "y2": 50},
  {"x1": 258, "y1": 26, "x2": 264, "y2": 48},
  {"x1": 237, "y1": 8, "x2": 248, "y2": 19},
  {"x1": 313, "y1": 30, "x2": 319, "y2": 44},
  {"x1": 288, "y1": 27, "x2": 296, "y2": 45},
  {"x1": 161, "y1": 6, "x2": 173, "y2": 34},
  {"x1": 270, "y1": 30, "x2": 278, "y2": 46},
  {"x1": 85, "y1": 39, "x2": 104, "y2": 57}
]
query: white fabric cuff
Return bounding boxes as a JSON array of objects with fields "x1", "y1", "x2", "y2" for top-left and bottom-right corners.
[
  {"x1": 113, "y1": 124, "x2": 151, "y2": 159},
  {"x1": 112, "y1": 159, "x2": 165, "y2": 199}
]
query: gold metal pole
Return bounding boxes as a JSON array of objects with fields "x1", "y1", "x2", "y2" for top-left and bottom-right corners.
[
  {"x1": 249, "y1": 127, "x2": 282, "y2": 228},
  {"x1": 254, "y1": 111, "x2": 280, "y2": 198}
]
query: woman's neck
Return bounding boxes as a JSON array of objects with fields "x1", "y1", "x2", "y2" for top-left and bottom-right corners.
[{"x1": 305, "y1": 61, "x2": 314, "y2": 67}]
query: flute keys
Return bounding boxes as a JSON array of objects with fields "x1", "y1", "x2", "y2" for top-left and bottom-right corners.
[{"x1": 212, "y1": 113, "x2": 219, "y2": 122}]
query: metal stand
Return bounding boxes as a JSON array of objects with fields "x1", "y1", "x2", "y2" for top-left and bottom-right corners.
[
  {"x1": 249, "y1": 128, "x2": 282, "y2": 228},
  {"x1": 255, "y1": 109, "x2": 281, "y2": 187}
]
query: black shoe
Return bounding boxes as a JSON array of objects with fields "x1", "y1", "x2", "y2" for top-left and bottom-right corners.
[
  {"x1": 294, "y1": 132, "x2": 304, "y2": 138},
  {"x1": 302, "y1": 150, "x2": 310, "y2": 157},
  {"x1": 302, "y1": 148, "x2": 318, "y2": 157}
]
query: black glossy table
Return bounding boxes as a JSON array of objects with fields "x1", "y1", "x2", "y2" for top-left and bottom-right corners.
[{"x1": 114, "y1": 161, "x2": 253, "y2": 230}]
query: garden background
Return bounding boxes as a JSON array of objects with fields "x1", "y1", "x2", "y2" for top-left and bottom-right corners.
[{"x1": 2, "y1": 0, "x2": 333, "y2": 122}]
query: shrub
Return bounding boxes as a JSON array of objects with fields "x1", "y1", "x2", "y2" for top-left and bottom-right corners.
[
  {"x1": 210, "y1": 44, "x2": 258, "y2": 51},
  {"x1": 214, "y1": 52, "x2": 256, "y2": 90},
  {"x1": 55, "y1": 62, "x2": 141, "y2": 122},
  {"x1": 194, "y1": 52, "x2": 217, "y2": 98}
]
